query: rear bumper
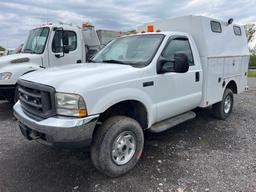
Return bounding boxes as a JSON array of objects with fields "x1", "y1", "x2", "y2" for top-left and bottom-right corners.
[
  {"x1": 13, "y1": 101, "x2": 99, "y2": 148},
  {"x1": 0, "y1": 85, "x2": 15, "y2": 100}
]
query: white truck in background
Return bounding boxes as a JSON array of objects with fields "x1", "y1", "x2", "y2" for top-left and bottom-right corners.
[
  {"x1": 4, "y1": 48, "x2": 16, "y2": 56},
  {"x1": 0, "y1": 23, "x2": 125, "y2": 102},
  {"x1": 14, "y1": 15, "x2": 249, "y2": 177}
]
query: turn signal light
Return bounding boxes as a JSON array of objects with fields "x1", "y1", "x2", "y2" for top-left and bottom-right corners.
[
  {"x1": 82, "y1": 22, "x2": 93, "y2": 29},
  {"x1": 147, "y1": 25, "x2": 154, "y2": 32},
  {"x1": 79, "y1": 109, "x2": 87, "y2": 117}
]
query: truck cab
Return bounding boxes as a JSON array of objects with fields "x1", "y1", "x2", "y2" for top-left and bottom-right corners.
[
  {"x1": 0, "y1": 23, "x2": 123, "y2": 101},
  {"x1": 14, "y1": 15, "x2": 249, "y2": 177}
]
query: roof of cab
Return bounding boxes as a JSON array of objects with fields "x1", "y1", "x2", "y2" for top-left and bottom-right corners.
[{"x1": 123, "y1": 31, "x2": 191, "y2": 38}]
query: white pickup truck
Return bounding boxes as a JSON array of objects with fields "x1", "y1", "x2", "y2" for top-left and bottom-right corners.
[
  {"x1": 0, "y1": 23, "x2": 124, "y2": 102},
  {"x1": 14, "y1": 16, "x2": 249, "y2": 177}
]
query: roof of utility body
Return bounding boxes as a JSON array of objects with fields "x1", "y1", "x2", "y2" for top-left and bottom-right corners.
[{"x1": 138, "y1": 15, "x2": 250, "y2": 57}]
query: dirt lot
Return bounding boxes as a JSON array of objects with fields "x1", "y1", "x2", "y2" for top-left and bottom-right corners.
[{"x1": 0, "y1": 78, "x2": 256, "y2": 192}]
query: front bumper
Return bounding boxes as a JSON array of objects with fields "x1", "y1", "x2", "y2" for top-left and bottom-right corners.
[
  {"x1": 13, "y1": 101, "x2": 99, "y2": 148},
  {"x1": 0, "y1": 85, "x2": 15, "y2": 100}
]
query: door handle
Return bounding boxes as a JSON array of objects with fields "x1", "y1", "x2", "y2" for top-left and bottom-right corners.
[
  {"x1": 143, "y1": 81, "x2": 154, "y2": 87},
  {"x1": 195, "y1": 72, "x2": 200, "y2": 82}
]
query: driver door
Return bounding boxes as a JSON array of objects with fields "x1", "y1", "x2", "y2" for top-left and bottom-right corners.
[
  {"x1": 155, "y1": 36, "x2": 202, "y2": 122},
  {"x1": 49, "y1": 30, "x2": 82, "y2": 67}
]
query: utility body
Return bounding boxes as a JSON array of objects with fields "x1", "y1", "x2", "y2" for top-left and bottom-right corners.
[{"x1": 14, "y1": 15, "x2": 249, "y2": 177}]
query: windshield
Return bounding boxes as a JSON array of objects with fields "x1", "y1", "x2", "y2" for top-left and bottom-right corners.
[
  {"x1": 92, "y1": 34, "x2": 164, "y2": 66},
  {"x1": 23, "y1": 27, "x2": 50, "y2": 54}
]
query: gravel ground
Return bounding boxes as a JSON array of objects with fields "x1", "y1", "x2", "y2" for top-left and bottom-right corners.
[{"x1": 0, "y1": 78, "x2": 256, "y2": 192}]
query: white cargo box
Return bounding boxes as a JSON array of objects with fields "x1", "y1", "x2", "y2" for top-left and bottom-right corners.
[
  {"x1": 139, "y1": 15, "x2": 250, "y2": 107},
  {"x1": 97, "y1": 30, "x2": 127, "y2": 46}
]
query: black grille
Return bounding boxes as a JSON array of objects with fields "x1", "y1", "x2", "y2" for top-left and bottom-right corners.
[{"x1": 18, "y1": 80, "x2": 56, "y2": 120}]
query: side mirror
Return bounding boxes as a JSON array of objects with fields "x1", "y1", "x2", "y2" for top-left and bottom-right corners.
[
  {"x1": 63, "y1": 45, "x2": 70, "y2": 54},
  {"x1": 157, "y1": 53, "x2": 189, "y2": 74},
  {"x1": 173, "y1": 53, "x2": 189, "y2": 73},
  {"x1": 157, "y1": 56, "x2": 174, "y2": 74},
  {"x1": 62, "y1": 32, "x2": 69, "y2": 46}
]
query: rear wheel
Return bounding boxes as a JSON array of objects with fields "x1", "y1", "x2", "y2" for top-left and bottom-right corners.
[
  {"x1": 212, "y1": 88, "x2": 234, "y2": 120},
  {"x1": 90, "y1": 116, "x2": 144, "y2": 177}
]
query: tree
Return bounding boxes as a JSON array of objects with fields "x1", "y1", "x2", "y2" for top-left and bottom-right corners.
[
  {"x1": 245, "y1": 24, "x2": 256, "y2": 56},
  {"x1": 245, "y1": 24, "x2": 256, "y2": 43},
  {"x1": 0, "y1": 46, "x2": 5, "y2": 51}
]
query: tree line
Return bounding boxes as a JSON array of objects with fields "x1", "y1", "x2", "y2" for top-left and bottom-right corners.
[
  {"x1": 245, "y1": 24, "x2": 256, "y2": 67},
  {"x1": 0, "y1": 46, "x2": 5, "y2": 51}
]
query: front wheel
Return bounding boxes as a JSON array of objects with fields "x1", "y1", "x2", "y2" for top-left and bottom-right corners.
[
  {"x1": 212, "y1": 88, "x2": 234, "y2": 120},
  {"x1": 90, "y1": 116, "x2": 144, "y2": 177}
]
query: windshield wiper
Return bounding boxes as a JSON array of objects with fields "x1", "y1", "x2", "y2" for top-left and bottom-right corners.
[{"x1": 102, "y1": 60, "x2": 126, "y2": 64}]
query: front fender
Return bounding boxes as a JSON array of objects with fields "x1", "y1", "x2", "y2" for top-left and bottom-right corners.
[{"x1": 88, "y1": 88, "x2": 156, "y2": 127}]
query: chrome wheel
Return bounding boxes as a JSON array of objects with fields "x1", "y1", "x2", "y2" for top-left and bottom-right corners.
[
  {"x1": 224, "y1": 95, "x2": 232, "y2": 114},
  {"x1": 112, "y1": 131, "x2": 136, "y2": 165}
]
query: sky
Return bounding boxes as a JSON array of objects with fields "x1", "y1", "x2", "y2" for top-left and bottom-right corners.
[{"x1": 0, "y1": 0, "x2": 256, "y2": 48}]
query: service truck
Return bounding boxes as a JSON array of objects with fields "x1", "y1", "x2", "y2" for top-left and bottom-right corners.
[
  {"x1": 14, "y1": 15, "x2": 249, "y2": 177},
  {"x1": 0, "y1": 23, "x2": 125, "y2": 102}
]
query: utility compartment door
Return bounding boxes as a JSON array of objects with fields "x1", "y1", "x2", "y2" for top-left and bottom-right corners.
[
  {"x1": 224, "y1": 57, "x2": 241, "y2": 77},
  {"x1": 240, "y1": 56, "x2": 249, "y2": 93},
  {"x1": 206, "y1": 58, "x2": 224, "y2": 105}
]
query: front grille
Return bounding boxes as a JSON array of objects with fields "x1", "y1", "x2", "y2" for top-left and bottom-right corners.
[{"x1": 18, "y1": 80, "x2": 56, "y2": 120}]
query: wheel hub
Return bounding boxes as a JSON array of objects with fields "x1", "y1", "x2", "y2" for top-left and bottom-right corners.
[
  {"x1": 112, "y1": 131, "x2": 136, "y2": 165},
  {"x1": 224, "y1": 95, "x2": 232, "y2": 114}
]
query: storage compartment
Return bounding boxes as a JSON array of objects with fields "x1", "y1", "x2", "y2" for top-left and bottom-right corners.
[{"x1": 206, "y1": 58, "x2": 224, "y2": 105}]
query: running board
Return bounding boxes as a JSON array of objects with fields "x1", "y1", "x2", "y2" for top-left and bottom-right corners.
[{"x1": 149, "y1": 111, "x2": 196, "y2": 133}]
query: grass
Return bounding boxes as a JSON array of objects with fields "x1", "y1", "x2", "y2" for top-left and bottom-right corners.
[
  {"x1": 248, "y1": 71, "x2": 256, "y2": 78},
  {"x1": 250, "y1": 55, "x2": 256, "y2": 68}
]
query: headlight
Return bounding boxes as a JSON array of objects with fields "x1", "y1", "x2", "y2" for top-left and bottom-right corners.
[
  {"x1": 56, "y1": 93, "x2": 87, "y2": 117},
  {"x1": 0, "y1": 72, "x2": 12, "y2": 80}
]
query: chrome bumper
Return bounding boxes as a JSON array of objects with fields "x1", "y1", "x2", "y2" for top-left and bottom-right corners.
[{"x1": 13, "y1": 101, "x2": 99, "y2": 147}]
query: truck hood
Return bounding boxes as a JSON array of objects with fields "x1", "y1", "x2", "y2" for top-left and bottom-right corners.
[
  {"x1": 0, "y1": 53, "x2": 42, "y2": 67},
  {"x1": 20, "y1": 63, "x2": 142, "y2": 93}
]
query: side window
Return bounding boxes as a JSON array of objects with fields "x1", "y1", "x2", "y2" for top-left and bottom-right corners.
[
  {"x1": 52, "y1": 30, "x2": 77, "y2": 53},
  {"x1": 233, "y1": 26, "x2": 242, "y2": 36},
  {"x1": 211, "y1": 21, "x2": 222, "y2": 33},
  {"x1": 162, "y1": 38, "x2": 194, "y2": 70}
]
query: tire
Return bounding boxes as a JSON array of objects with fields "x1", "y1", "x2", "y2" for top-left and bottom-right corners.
[
  {"x1": 90, "y1": 116, "x2": 144, "y2": 177},
  {"x1": 212, "y1": 88, "x2": 234, "y2": 120}
]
